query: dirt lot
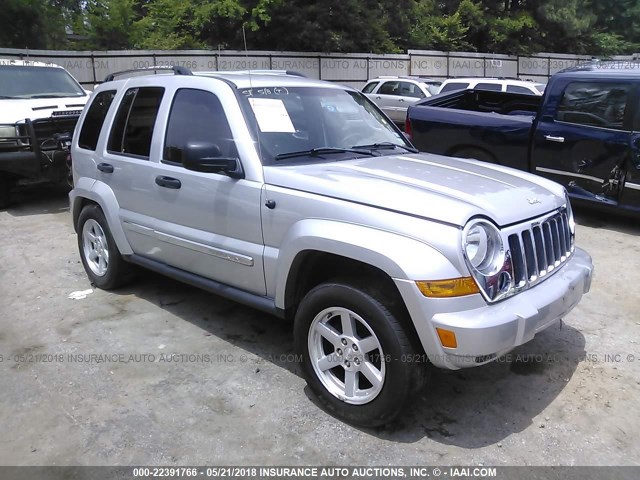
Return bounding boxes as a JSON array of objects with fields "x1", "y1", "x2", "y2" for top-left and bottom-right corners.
[{"x1": 0, "y1": 185, "x2": 639, "y2": 467}]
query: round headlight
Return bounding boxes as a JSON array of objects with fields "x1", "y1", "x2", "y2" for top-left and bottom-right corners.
[{"x1": 463, "y1": 220, "x2": 504, "y2": 275}]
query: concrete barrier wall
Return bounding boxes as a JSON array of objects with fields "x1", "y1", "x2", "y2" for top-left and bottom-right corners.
[{"x1": 1, "y1": 47, "x2": 636, "y2": 88}]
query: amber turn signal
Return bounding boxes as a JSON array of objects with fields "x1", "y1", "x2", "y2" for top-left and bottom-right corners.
[
  {"x1": 415, "y1": 277, "x2": 480, "y2": 298},
  {"x1": 436, "y1": 328, "x2": 458, "y2": 349}
]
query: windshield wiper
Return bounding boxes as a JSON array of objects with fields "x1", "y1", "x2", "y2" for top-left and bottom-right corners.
[
  {"x1": 0, "y1": 95, "x2": 17, "y2": 99},
  {"x1": 274, "y1": 147, "x2": 375, "y2": 161},
  {"x1": 351, "y1": 142, "x2": 418, "y2": 153}
]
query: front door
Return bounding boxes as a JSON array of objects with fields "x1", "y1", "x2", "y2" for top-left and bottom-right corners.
[{"x1": 531, "y1": 79, "x2": 637, "y2": 209}]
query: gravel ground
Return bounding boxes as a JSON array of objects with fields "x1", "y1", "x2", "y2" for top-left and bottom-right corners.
[{"x1": 0, "y1": 185, "x2": 638, "y2": 467}]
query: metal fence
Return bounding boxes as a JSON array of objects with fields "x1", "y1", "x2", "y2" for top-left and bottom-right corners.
[{"x1": 1, "y1": 47, "x2": 638, "y2": 89}]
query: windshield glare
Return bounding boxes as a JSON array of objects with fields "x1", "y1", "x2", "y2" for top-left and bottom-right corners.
[
  {"x1": 0, "y1": 66, "x2": 86, "y2": 99},
  {"x1": 238, "y1": 86, "x2": 410, "y2": 164}
]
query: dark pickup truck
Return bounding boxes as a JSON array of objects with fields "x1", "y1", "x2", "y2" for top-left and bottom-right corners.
[{"x1": 406, "y1": 62, "x2": 640, "y2": 215}]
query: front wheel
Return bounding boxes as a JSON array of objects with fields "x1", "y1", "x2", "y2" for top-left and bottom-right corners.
[
  {"x1": 77, "y1": 204, "x2": 133, "y2": 289},
  {"x1": 294, "y1": 281, "x2": 423, "y2": 427}
]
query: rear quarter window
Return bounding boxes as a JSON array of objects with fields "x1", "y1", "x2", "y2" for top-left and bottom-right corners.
[
  {"x1": 475, "y1": 83, "x2": 502, "y2": 92},
  {"x1": 507, "y1": 85, "x2": 536, "y2": 95},
  {"x1": 440, "y1": 82, "x2": 469, "y2": 93},
  {"x1": 362, "y1": 81, "x2": 379, "y2": 94},
  {"x1": 78, "y1": 90, "x2": 116, "y2": 150}
]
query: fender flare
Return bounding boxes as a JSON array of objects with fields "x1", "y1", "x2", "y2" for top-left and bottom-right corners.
[
  {"x1": 274, "y1": 219, "x2": 464, "y2": 309},
  {"x1": 69, "y1": 178, "x2": 133, "y2": 255}
]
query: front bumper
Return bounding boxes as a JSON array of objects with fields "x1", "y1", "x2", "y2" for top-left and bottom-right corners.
[{"x1": 396, "y1": 247, "x2": 593, "y2": 370}]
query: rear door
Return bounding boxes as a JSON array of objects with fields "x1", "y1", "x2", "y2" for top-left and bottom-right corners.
[
  {"x1": 103, "y1": 80, "x2": 265, "y2": 295},
  {"x1": 530, "y1": 79, "x2": 637, "y2": 207},
  {"x1": 371, "y1": 80, "x2": 401, "y2": 121},
  {"x1": 371, "y1": 80, "x2": 425, "y2": 123}
]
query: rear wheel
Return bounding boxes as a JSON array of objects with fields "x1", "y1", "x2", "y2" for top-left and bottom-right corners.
[
  {"x1": 294, "y1": 281, "x2": 423, "y2": 427},
  {"x1": 77, "y1": 204, "x2": 133, "y2": 289}
]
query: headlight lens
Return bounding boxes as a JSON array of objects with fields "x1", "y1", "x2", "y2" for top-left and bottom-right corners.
[
  {"x1": 0, "y1": 125, "x2": 18, "y2": 144},
  {"x1": 463, "y1": 220, "x2": 504, "y2": 275}
]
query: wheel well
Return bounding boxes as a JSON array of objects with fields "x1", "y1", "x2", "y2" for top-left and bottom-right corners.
[
  {"x1": 72, "y1": 197, "x2": 99, "y2": 232},
  {"x1": 284, "y1": 251, "x2": 425, "y2": 354}
]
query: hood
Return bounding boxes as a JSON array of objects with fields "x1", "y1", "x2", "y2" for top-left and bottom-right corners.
[
  {"x1": 0, "y1": 96, "x2": 88, "y2": 124},
  {"x1": 263, "y1": 153, "x2": 566, "y2": 227}
]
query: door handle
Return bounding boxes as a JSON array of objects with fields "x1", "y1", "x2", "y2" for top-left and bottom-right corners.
[
  {"x1": 375, "y1": 96, "x2": 382, "y2": 99},
  {"x1": 399, "y1": 99, "x2": 405, "y2": 103},
  {"x1": 155, "y1": 176, "x2": 181, "y2": 189},
  {"x1": 97, "y1": 162, "x2": 113, "y2": 173},
  {"x1": 544, "y1": 135, "x2": 565, "y2": 143}
]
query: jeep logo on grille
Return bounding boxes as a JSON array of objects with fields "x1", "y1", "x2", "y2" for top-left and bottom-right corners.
[{"x1": 52, "y1": 110, "x2": 82, "y2": 117}]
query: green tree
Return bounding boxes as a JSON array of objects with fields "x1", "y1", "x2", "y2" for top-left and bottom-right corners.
[{"x1": 0, "y1": 0, "x2": 67, "y2": 49}]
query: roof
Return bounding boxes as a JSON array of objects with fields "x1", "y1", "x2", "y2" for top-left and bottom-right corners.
[
  {"x1": 195, "y1": 71, "x2": 342, "y2": 89},
  {"x1": 0, "y1": 58, "x2": 63, "y2": 68},
  {"x1": 101, "y1": 68, "x2": 353, "y2": 91},
  {"x1": 441, "y1": 77, "x2": 545, "y2": 86},
  {"x1": 557, "y1": 60, "x2": 640, "y2": 76},
  {"x1": 368, "y1": 76, "x2": 441, "y2": 82}
]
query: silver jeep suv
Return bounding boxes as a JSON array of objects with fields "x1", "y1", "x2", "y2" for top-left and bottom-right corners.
[{"x1": 70, "y1": 68, "x2": 593, "y2": 426}]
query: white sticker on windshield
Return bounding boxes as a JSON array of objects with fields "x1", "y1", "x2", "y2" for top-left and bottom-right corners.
[{"x1": 248, "y1": 98, "x2": 296, "y2": 133}]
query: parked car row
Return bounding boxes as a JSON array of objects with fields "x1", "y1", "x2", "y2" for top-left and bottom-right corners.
[{"x1": 362, "y1": 75, "x2": 545, "y2": 125}]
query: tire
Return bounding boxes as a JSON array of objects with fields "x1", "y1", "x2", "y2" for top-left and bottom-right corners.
[
  {"x1": 294, "y1": 281, "x2": 423, "y2": 427},
  {"x1": 77, "y1": 204, "x2": 133, "y2": 289}
]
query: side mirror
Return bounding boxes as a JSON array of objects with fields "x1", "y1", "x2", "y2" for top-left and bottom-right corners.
[{"x1": 182, "y1": 142, "x2": 244, "y2": 179}]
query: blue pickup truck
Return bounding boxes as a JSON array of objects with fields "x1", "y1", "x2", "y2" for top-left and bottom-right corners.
[{"x1": 406, "y1": 62, "x2": 640, "y2": 216}]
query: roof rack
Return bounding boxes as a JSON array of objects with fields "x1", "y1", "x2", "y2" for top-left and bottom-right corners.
[
  {"x1": 208, "y1": 69, "x2": 306, "y2": 77},
  {"x1": 103, "y1": 65, "x2": 193, "y2": 82}
]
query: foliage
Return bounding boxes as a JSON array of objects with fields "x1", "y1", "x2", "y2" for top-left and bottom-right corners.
[{"x1": 1, "y1": 0, "x2": 640, "y2": 56}]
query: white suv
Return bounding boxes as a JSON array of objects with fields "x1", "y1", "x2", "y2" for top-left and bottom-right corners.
[
  {"x1": 0, "y1": 59, "x2": 89, "y2": 207},
  {"x1": 362, "y1": 76, "x2": 442, "y2": 124},
  {"x1": 438, "y1": 78, "x2": 546, "y2": 95}
]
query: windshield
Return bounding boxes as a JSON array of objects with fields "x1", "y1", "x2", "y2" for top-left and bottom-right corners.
[
  {"x1": 0, "y1": 65, "x2": 86, "y2": 99},
  {"x1": 237, "y1": 86, "x2": 413, "y2": 164}
]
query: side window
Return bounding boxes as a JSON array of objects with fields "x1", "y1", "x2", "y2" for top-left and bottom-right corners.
[
  {"x1": 507, "y1": 85, "x2": 535, "y2": 95},
  {"x1": 108, "y1": 87, "x2": 164, "y2": 158},
  {"x1": 398, "y1": 82, "x2": 425, "y2": 99},
  {"x1": 164, "y1": 89, "x2": 236, "y2": 164},
  {"x1": 556, "y1": 82, "x2": 632, "y2": 130},
  {"x1": 475, "y1": 83, "x2": 502, "y2": 92},
  {"x1": 78, "y1": 90, "x2": 116, "y2": 150},
  {"x1": 378, "y1": 81, "x2": 400, "y2": 95},
  {"x1": 440, "y1": 82, "x2": 469, "y2": 93},
  {"x1": 362, "y1": 81, "x2": 379, "y2": 94}
]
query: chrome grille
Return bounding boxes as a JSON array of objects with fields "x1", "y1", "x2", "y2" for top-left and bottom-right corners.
[{"x1": 508, "y1": 210, "x2": 574, "y2": 289}]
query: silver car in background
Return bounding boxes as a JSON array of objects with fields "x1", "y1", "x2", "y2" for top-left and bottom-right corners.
[{"x1": 362, "y1": 76, "x2": 442, "y2": 124}]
